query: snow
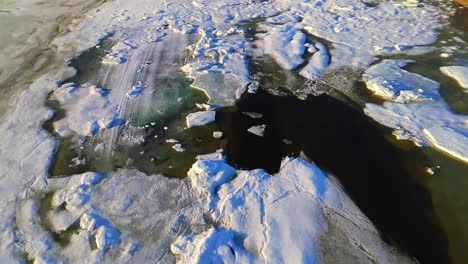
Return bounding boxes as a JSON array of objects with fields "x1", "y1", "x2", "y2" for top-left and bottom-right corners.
[
  {"x1": 365, "y1": 102, "x2": 468, "y2": 162},
  {"x1": 423, "y1": 126, "x2": 468, "y2": 163},
  {"x1": 256, "y1": 23, "x2": 307, "y2": 70},
  {"x1": 247, "y1": 124, "x2": 266, "y2": 137},
  {"x1": 299, "y1": 42, "x2": 330, "y2": 80},
  {"x1": 440, "y1": 66, "x2": 468, "y2": 90},
  {"x1": 173, "y1": 156, "x2": 413, "y2": 263},
  {"x1": 363, "y1": 60, "x2": 440, "y2": 103},
  {"x1": 213, "y1": 131, "x2": 223, "y2": 138},
  {"x1": 51, "y1": 83, "x2": 124, "y2": 137},
  {"x1": 186, "y1": 111, "x2": 216, "y2": 128}
]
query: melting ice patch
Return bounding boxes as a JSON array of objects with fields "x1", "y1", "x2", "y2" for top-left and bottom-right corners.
[
  {"x1": 51, "y1": 83, "x2": 123, "y2": 137},
  {"x1": 440, "y1": 66, "x2": 468, "y2": 90},
  {"x1": 363, "y1": 60, "x2": 440, "y2": 103}
]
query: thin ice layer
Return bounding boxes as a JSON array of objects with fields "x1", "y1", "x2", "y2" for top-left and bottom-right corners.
[{"x1": 363, "y1": 60, "x2": 440, "y2": 103}]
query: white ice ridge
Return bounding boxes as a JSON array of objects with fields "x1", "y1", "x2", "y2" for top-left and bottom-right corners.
[
  {"x1": 440, "y1": 66, "x2": 468, "y2": 90},
  {"x1": 173, "y1": 157, "x2": 413, "y2": 263},
  {"x1": 365, "y1": 102, "x2": 468, "y2": 163},
  {"x1": 363, "y1": 60, "x2": 440, "y2": 103},
  {"x1": 51, "y1": 83, "x2": 124, "y2": 137}
]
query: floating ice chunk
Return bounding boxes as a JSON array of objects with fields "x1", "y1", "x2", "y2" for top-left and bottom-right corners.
[
  {"x1": 247, "y1": 81, "x2": 259, "y2": 94},
  {"x1": 52, "y1": 83, "x2": 123, "y2": 137},
  {"x1": 440, "y1": 66, "x2": 468, "y2": 90},
  {"x1": 172, "y1": 144, "x2": 186, "y2": 152},
  {"x1": 423, "y1": 126, "x2": 468, "y2": 163},
  {"x1": 186, "y1": 111, "x2": 216, "y2": 128},
  {"x1": 257, "y1": 23, "x2": 306, "y2": 70},
  {"x1": 363, "y1": 60, "x2": 440, "y2": 103},
  {"x1": 242, "y1": 112, "x2": 263, "y2": 119},
  {"x1": 299, "y1": 42, "x2": 330, "y2": 80},
  {"x1": 213, "y1": 131, "x2": 223, "y2": 138},
  {"x1": 196, "y1": 149, "x2": 224, "y2": 161},
  {"x1": 365, "y1": 102, "x2": 468, "y2": 163},
  {"x1": 247, "y1": 124, "x2": 266, "y2": 137}
]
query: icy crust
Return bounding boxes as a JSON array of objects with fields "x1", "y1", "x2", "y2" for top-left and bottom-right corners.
[
  {"x1": 256, "y1": 23, "x2": 307, "y2": 70},
  {"x1": 365, "y1": 102, "x2": 468, "y2": 162},
  {"x1": 51, "y1": 83, "x2": 124, "y2": 137},
  {"x1": 0, "y1": 68, "x2": 76, "y2": 261},
  {"x1": 173, "y1": 157, "x2": 413, "y2": 263},
  {"x1": 363, "y1": 60, "x2": 440, "y2": 103},
  {"x1": 440, "y1": 66, "x2": 468, "y2": 90},
  {"x1": 52, "y1": 0, "x2": 441, "y2": 105},
  {"x1": 254, "y1": 0, "x2": 439, "y2": 79}
]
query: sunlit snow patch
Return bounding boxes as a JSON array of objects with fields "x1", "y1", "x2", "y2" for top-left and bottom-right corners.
[
  {"x1": 51, "y1": 83, "x2": 123, "y2": 137},
  {"x1": 440, "y1": 66, "x2": 468, "y2": 90},
  {"x1": 365, "y1": 102, "x2": 468, "y2": 163},
  {"x1": 363, "y1": 60, "x2": 440, "y2": 103}
]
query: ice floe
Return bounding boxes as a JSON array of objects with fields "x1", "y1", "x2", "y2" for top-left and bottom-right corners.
[
  {"x1": 363, "y1": 60, "x2": 440, "y2": 103},
  {"x1": 440, "y1": 66, "x2": 468, "y2": 90},
  {"x1": 365, "y1": 102, "x2": 468, "y2": 163},
  {"x1": 299, "y1": 42, "x2": 330, "y2": 80},
  {"x1": 186, "y1": 111, "x2": 216, "y2": 128},
  {"x1": 51, "y1": 83, "x2": 123, "y2": 137},
  {"x1": 247, "y1": 124, "x2": 266, "y2": 137}
]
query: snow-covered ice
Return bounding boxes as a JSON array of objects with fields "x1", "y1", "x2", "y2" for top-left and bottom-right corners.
[
  {"x1": 299, "y1": 42, "x2": 330, "y2": 80},
  {"x1": 186, "y1": 111, "x2": 216, "y2": 128},
  {"x1": 424, "y1": 126, "x2": 468, "y2": 163},
  {"x1": 363, "y1": 60, "x2": 440, "y2": 103},
  {"x1": 52, "y1": 83, "x2": 124, "y2": 137},
  {"x1": 247, "y1": 124, "x2": 266, "y2": 137},
  {"x1": 440, "y1": 66, "x2": 468, "y2": 90},
  {"x1": 365, "y1": 102, "x2": 468, "y2": 163}
]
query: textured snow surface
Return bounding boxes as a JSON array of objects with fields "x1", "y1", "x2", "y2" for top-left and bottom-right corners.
[
  {"x1": 363, "y1": 60, "x2": 440, "y2": 103},
  {"x1": 51, "y1": 83, "x2": 123, "y2": 136},
  {"x1": 440, "y1": 66, "x2": 468, "y2": 89},
  {"x1": 365, "y1": 102, "x2": 468, "y2": 162},
  {"x1": 173, "y1": 157, "x2": 413, "y2": 263}
]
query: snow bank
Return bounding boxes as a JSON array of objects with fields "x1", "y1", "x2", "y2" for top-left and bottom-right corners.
[
  {"x1": 363, "y1": 60, "x2": 440, "y2": 103},
  {"x1": 440, "y1": 66, "x2": 468, "y2": 90},
  {"x1": 51, "y1": 83, "x2": 124, "y2": 137}
]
